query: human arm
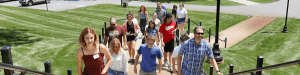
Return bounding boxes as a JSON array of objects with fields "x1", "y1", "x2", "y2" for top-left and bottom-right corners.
[
  {"x1": 103, "y1": 36, "x2": 108, "y2": 46},
  {"x1": 146, "y1": 11, "x2": 150, "y2": 22},
  {"x1": 160, "y1": 32, "x2": 164, "y2": 47},
  {"x1": 157, "y1": 48, "x2": 163, "y2": 75},
  {"x1": 144, "y1": 29, "x2": 148, "y2": 43},
  {"x1": 185, "y1": 9, "x2": 188, "y2": 22},
  {"x1": 172, "y1": 57, "x2": 177, "y2": 74},
  {"x1": 122, "y1": 29, "x2": 128, "y2": 50},
  {"x1": 172, "y1": 48, "x2": 179, "y2": 74},
  {"x1": 176, "y1": 13, "x2": 178, "y2": 21},
  {"x1": 123, "y1": 51, "x2": 129, "y2": 74},
  {"x1": 209, "y1": 58, "x2": 223, "y2": 75},
  {"x1": 177, "y1": 43, "x2": 187, "y2": 75},
  {"x1": 134, "y1": 46, "x2": 142, "y2": 74},
  {"x1": 158, "y1": 58, "x2": 162, "y2": 75},
  {"x1": 104, "y1": 28, "x2": 109, "y2": 46},
  {"x1": 134, "y1": 54, "x2": 140, "y2": 74},
  {"x1": 99, "y1": 44, "x2": 113, "y2": 74},
  {"x1": 185, "y1": 14, "x2": 188, "y2": 22},
  {"x1": 177, "y1": 55, "x2": 182, "y2": 75},
  {"x1": 207, "y1": 45, "x2": 223, "y2": 75},
  {"x1": 76, "y1": 49, "x2": 83, "y2": 75},
  {"x1": 156, "y1": 31, "x2": 159, "y2": 46},
  {"x1": 137, "y1": 12, "x2": 140, "y2": 21}
]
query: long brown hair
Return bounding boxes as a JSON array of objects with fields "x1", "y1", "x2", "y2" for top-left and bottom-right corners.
[
  {"x1": 78, "y1": 27, "x2": 99, "y2": 47},
  {"x1": 138, "y1": 5, "x2": 147, "y2": 13},
  {"x1": 148, "y1": 20, "x2": 155, "y2": 30},
  {"x1": 162, "y1": 16, "x2": 168, "y2": 24},
  {"x1": 109, "y1": 38, "x2": 122, "y2": 54}
]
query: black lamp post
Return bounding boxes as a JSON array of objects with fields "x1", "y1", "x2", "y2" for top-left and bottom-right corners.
[
  {"x1": 212, "y1": 0, "x2": 223, "y2": 63},
  {"x1": 282, "y1": 0, "x2": 289, "y2": 33}
]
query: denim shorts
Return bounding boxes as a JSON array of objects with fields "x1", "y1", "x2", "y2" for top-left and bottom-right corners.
[
  {"x1": 108, "y1": 68, "x2": 127, "y2": 75},
  {"x1": 177, "y1": 18, "x2": 186, "y2": 24}
]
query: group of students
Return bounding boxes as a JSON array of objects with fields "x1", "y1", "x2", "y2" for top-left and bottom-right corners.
[{"x1": 76, "y1": 2, "x2": 223, "y2": 75}]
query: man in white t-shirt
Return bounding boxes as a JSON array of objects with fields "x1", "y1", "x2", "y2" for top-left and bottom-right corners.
[{"x1": 171, "y1": 33, "x2": 190, "y2": 73}]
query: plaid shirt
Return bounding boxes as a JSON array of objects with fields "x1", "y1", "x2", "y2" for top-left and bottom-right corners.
[{"x1": 178, "y1": 38, "x2": 214, "y2": 75}]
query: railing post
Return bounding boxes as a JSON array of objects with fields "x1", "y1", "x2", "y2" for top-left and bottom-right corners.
[
  {"x1": 21, "y1": 71, "x2": 27, "y2": 75},
  {"x1": 225, "y1": 37, "x2": 227, "y2": 48},
  {"x1": 67, "y1": 68, "x2": 72, "y2": 75},
  {"x1": 188, "y1": 18, "x2": 190, "y2": 35},
  {"x1": 99, "y1": 34, "x2": 102, "y2": 44},
  {"x1": 44, "y1": 61, "x2": 52, "y2": 74},
  {"x1": 251, "y1": 72, "x2": 255, "y2": 75},
  {"x1": 209, "y1": 28, "x2": 211, "y2": 42},
  {"x1": 210, "y1": 65, "x2": 213, "y2": 75},
  {"x1": 104, "y1": 22, "x2": 107, "y2": 30},
  {"x1": 102, "y1": 27, "x2": 105, "y2": 41},
  {"x1": 121, "y1": 0, "x2": 122, "y2": 6},
  {"x1": 0, "y1": 46, "x2": 14, "y2": 75},
  {"x1": 104, "y1": 22, "x2": 107, "y2": 39},
  {"x1": 176, "y1": 21, "x2": 179, "y2": 46},
  {"x1": 256, "y1": 56, "x2": 263, "y2": 75},
  {"x1": 200, "y1": 22, "x2": 202, "y2": 26},
  {"x1": 229, "y1": 64, "x2": 233, "y2": 74}
]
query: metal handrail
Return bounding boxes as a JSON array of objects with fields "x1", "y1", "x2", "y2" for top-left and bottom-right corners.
[
  {"x1": 227, "y1": 59, "x2": 300, "y2": 75},
  {"x1": 190, "y1": 20, "x2": 225, "y2": 42},
  {"x1": 0, "y1": 62, "x2": 53, "y2": 75}
]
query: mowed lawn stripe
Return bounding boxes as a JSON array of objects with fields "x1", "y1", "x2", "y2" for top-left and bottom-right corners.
[
  {"x1": 0, "y1": 13, "x2": 78, "y2": 38},
  {"x1": 40, "y1": 12, "x2": 106, "y2": 27},
  {"x1": 0, "y1": 8, "x2": 83, "y2": 32}
]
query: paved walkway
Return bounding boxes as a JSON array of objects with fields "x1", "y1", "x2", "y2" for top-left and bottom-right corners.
[
  {"x1": 1, "y1": 0, "x2": 300, "y2": 18},
  {"x1": 203, "y1": 16, "x2": 276, "y2": 48},
  {"x1": 230, "y1": 0, "x2": 260, "y2": 5},
  {"x1": 126, "y1": 0, "x2": 300, "y2": 18}
]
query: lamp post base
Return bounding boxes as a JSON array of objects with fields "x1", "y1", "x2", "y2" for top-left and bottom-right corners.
[{"x1": 282, "y1": 29, "x2": 288, "y2": 33}]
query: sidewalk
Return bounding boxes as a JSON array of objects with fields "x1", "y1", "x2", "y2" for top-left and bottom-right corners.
[
  {"x1": 127, "y1": 0, "x2": 300, "y2": 18},
  {"x1": 203, "y1": 16, "x2": 276, "y2": 48},
  {"x1": 1, "y1": 0, "x2": 299, "y2": 18}
]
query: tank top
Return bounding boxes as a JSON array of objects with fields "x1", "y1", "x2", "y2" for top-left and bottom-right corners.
[
  {"x1": 126, "y1": 22, "x2": 136, "y2": 40},
  {"x1": 139, "y1": 12, "x2": 146, "y2": 19},
  {"x1": 127, "y1": 22, "x2": 135, "y2": 34},
  {"x1": 81, "y1": 47, "x2": 108, "y2": 75}
]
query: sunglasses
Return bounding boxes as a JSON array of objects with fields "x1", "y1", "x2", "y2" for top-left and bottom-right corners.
[
  {"x1": 110, "y1": 24, "x2": 116, "y2": 26},
  {"x1": 147, "y1": 43, "x2": 154, "y2": 45},
  {"x1": 113, "y1": 46, "x2": 119, "y2": 48},
  {"x1": 196, "y1": 33, "x2": 204, "y2": 35}
]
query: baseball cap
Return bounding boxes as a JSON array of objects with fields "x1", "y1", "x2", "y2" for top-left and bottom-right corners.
[{"x1": 166, "y1": 13, "x2": 172, "y2": 18}]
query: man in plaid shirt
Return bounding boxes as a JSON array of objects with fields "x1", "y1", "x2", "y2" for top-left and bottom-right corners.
[{"x1": 177, "y1": 26, "x2": 223, "y2": 75}]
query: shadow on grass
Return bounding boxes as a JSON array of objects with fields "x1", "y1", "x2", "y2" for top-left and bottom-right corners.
[
  {"x1": 0, "y1": 28, "x2": 43, "y2": 47},
  {"x1": 261, "y1": 32, "x2": 279, "y2": 33}
]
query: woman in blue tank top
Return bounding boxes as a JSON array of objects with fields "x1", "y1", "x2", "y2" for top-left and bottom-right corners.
[{"x1": 137, "y1": 5, "x2": 149, "y2": 44}]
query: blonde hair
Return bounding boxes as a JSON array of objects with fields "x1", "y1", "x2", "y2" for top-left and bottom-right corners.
[{"x1": 109, "y1": 38, "x2": 122, "y2": 54}]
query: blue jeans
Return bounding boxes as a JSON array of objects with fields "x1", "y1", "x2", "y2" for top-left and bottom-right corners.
[{"x1": 108, "y1": 68, "x2": 126, "y2": 75}]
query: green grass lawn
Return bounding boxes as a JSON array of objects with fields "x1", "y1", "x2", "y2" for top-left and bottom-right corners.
[
  {"x1": 202, "y1": 18, "x2": 300, "y2": 75},
  {"x1": 248, "y1": 0, "x2": 278, "y2": 3},
  {"x1": 141, "y1": 0, "x2": 242, "y2": 6},
  {"x1": 0, "y1": 4, "x2": 248, "y2": 75}
]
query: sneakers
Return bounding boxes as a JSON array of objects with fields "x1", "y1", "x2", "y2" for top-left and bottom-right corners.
[
  {"x1": 131, "y1": 59, "x2": 135, "y2": 64},
  {"x1": 128, "y1": 59, "x2": 135, "y2": 64},
  {"x1": 163, "y1": 59, "x2": 168, "y2": 67},
  {"x1": 169, "y1": 65, "x2": 173, "y2": 71}
]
